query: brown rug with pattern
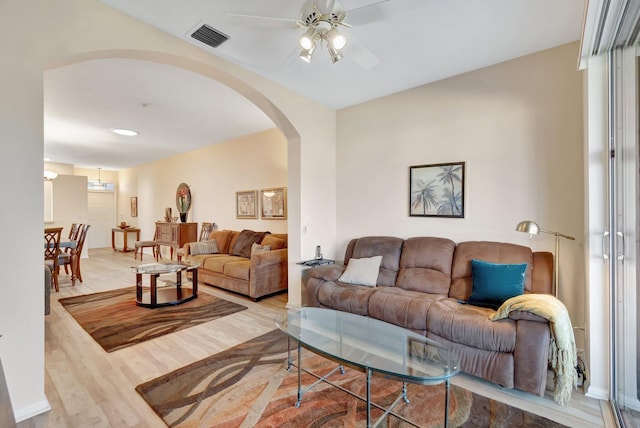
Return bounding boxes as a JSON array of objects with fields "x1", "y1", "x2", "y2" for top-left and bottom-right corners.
[
  {"x1": 136, "y1": 330, "x2": 567, "y2": 427},
  {"x1": 59, "y1": 287, "x2": 247, "y2": 352}
]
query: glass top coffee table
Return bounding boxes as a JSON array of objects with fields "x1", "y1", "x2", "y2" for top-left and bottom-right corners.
[
  {"x1": 130, "y1": 261, "x2": 199, "y2": 308},
  {"x1": 275, "y1": 307, "x2": 460, "y2": 428}
]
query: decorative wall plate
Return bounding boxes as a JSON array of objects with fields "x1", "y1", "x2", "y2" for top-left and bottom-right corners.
[{"x1": 176, "y1": 183, "x2": 192, "y2": 213}]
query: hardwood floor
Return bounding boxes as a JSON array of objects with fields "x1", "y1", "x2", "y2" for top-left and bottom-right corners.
[{"x1": 18, "y1": 248, "x2": 612, "y2": 427}]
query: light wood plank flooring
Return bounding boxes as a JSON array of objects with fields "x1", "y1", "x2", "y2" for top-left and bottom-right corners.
[{"x1": 17, "y1": 248, "x2": 612, "y2": 427}]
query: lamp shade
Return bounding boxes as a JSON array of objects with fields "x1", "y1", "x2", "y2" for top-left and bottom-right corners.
[
  {"x1": 298, "y1": 28, "x2": 316, "y2": 50},
  {"x1": 515, "y1": 220, "x2": 540, "y2": 235},
  {"x1": 327, "y1": 28, "x2": 346, "y2": 50},
  {"x1": 299, "y1": 45, "x2": 315, "y2": 63}
]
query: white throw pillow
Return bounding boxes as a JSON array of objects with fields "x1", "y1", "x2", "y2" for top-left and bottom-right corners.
[{"x1": 338, "y1": 256, "x2": 382, "y2": 287}]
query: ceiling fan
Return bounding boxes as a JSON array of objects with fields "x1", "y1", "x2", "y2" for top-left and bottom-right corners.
[{"x1": 227, "y1": 0, "x2": 392, "y2": 69}]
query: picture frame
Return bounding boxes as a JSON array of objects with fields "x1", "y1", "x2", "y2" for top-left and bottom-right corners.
[
  {"x1": 131, "y1": 196, "x2": 138, "y2": 217},
  {"x1": 236, "y1": 190, "x2": 257, "y2": 219},
  {"x1": 409, "y1": 162, "x2": 465, "y2": 218},
  {"x1": 261, "y1": 187, "x2": 287, "y2": 220}
]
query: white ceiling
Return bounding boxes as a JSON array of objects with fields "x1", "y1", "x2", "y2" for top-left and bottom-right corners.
[{"x1": 45, "y1": 0, "x2": 585, "y2": 170}]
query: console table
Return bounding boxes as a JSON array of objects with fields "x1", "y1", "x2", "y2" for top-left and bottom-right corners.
[
  {"x1": 111, "y1": 227, "x2": 140, "y2": 252},
  {"x1": 155, "y1": 222, "x2": 197, "y2": 260}
]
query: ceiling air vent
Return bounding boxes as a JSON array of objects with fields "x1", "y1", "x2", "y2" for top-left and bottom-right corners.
[{"x1": 191, "y1": 24, "x2": 229, "y2": 48}]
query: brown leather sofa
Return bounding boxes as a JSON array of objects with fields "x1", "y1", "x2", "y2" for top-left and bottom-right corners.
[
  {"x1": 306, "y1": 236, "x2": 554, "y2": 397},
  {"x1": 182, "y1": 229, "x2": 288, "y2": 301}
]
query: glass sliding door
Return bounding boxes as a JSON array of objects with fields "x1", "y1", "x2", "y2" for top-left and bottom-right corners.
[{"x1": 609, "y1": 47, "x2": 640, "y2": 428}]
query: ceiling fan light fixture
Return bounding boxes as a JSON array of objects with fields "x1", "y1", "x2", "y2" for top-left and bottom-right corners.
[
  {"x1": 327, "y1": 28, "x2": 346, "y2": 50},
  {"x1": 298, "y1": 28, "x2": 317, "y2": 50},
  {"x1": 299, "y1": 45, "x2": 315, "y2": 63},
  {"x1": 328, "y1": 46, "x2": 343, "y2": 63}
]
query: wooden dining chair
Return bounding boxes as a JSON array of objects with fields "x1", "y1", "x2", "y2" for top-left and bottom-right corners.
[
  {"x1": 134, "y1": 227, "x2": 161, "y2": 261},
  {"x1": 44, "y1": 227, "x2": 63, "y2": 292},
  {"x1": 199, "y1": 222, "x2": 216, "y2": 242},
  {"x1": 71, "y1": 224, "x2": 91, "y2": 283},
  {"x1": 60, "y1": 223, "x2": 82, "y2": 275}
]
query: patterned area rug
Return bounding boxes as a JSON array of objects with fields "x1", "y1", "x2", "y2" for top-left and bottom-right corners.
[
  {"x1": 136, "y1": 330, "x2": 567, "y2": 427},
  {"x1": 59, "y1": 287, "x2": 247, "y2": 352}
]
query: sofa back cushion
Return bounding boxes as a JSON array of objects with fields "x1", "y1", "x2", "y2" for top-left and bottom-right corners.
[
  {"x1": 449, "y1": 241, "x2": 534, "y2": 301},
  {"x1": 262, "y1": 234, "x2": 287, "y2": 250},
  {"x1": 231, "y1": 230, "x2": 269, "y2": 258},
  {"x1": 396, "y1": 237, "x2": 456, "y2": 294},
  {"x1": 344, "y1": 236, "x2": 404, "y2": 287},
  {"x1": 208, "y1": 230, "x2": 233, "y2": 254}
]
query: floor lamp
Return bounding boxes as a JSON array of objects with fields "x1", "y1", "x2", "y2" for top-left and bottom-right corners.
[{"x1": 515, "y1": 220, "x2": 575, "y2": 298}]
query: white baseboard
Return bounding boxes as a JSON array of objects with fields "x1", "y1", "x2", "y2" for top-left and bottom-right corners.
[
  {"x1": 14, "y1": 399, "x2": 51, "y2": 423},
  {"x1": 586, "y1": 386, "x2": 609, "y2": 400}
]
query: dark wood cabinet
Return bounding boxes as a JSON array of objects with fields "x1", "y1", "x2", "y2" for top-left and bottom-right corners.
[{"x1": 155, "y1": 222, "x2": 197, "y2": 259}]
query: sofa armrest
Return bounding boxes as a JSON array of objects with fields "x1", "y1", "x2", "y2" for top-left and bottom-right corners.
[
  {"x1": 513, "y1": 317, "x2": 551, "y2": 396},
  {"x1": 507, "y1": 310, "x2": 549, "y2": 323},
  {"x1": 309, "y1": 264, "x2": 345, "y2": 282},
  {"x1": 249, "y1": 249, "x2": 288, "y2": 299},
  {"x1": 180, "y1": 242, "x2": 193, "y2": 256},
  {"x1": 251, "y1": 248, "x2": 287, "y2": 267}
]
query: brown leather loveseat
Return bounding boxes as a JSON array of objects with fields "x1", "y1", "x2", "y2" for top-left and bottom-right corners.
[{"x1": 306, "y1": 236, "x2": 554, "y2": 397}]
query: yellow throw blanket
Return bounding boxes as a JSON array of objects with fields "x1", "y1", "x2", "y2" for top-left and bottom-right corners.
[{"x1": 491, "y1": 294, "x2": 577, "y2": 406}]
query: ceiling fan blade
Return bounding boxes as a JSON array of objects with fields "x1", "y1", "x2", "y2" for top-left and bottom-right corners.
[
  {"x1": 344, "y1": 35, "x2": 380, "y2": 70},
  {"x1": 312, "y1": 0, "x2": 337, "y2": 14},
  {"x1": 344, "y1": 0, "x2": 391, "y2": 26},
  {"x1": 226, "y1": 12, "x2": 302, "y2": 30}
]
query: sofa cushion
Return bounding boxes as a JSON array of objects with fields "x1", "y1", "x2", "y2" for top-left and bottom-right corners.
[
  {"x1": 251, "y1": 243, "x2": 270, "y2": 256},
  {"x1": 427, "y1": 298, "x2": 516, "y2": 353},
  {"x1": 396, "y1": 237, "x2": 456, "y2": 294},
  {"x1": 368, "y1": 287, "x2": 447, "y2": 332},
  {"x1": 262, "y1": 234, "x2": 286, "y2": 250},
  {"x1": 208, "y1": 230, "x2": 233, "y2": 254},
  {"x1": 346, "y1": 236, "x2": 404, "y2": 287},
  {"x1": 231, "y1": 230, "x2": 269, "y2": 258},
  {"x1": 190, "y1": 240, "x2": 219, "y2": 255},
  {"x1": 338, "y1": 256, "x2": 382, "y2": 287},
  {"x1": 467, "y1": 260, "x2": 527, "y2": 309},
  {"x1": 449, "y1": 241, "x2": 534, "y2": 301},
  {"x1": 316, "y1": 282, "x2": 377, "y2": 316},
  {"x1": 202, "y1": 255, "x2": 247, "y2": 273},
  {"x1": 223, "y1": 260, "x2": 251, "y2": 280}
]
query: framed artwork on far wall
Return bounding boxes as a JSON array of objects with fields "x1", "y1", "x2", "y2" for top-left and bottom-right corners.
[
  {"x1": 409, "y1": 161, "x2": 465, "y2": 218},
  {"x1": 236, "y1": 190, "x2": 257, "y2": 219},
  {"x1": 261, "y1": 187, "x2": 287, "y2": 220},
  {"x1": 131, "y1": 196, "x2": 138, "y2": 217}
]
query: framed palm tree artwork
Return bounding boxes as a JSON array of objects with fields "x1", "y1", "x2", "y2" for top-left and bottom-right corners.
[{"x1": 410, "y1": 162, "x2": 465, "y2": 218}]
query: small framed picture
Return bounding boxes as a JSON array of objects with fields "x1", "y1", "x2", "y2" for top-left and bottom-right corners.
[
  {"x1": 236, "y1": 190, "x2": 257, "y2": 219},
  {"x1": 409, "y1": 162, "x2": 465, "y2": 218},
  {"x1": 261, "y1": 187, "x2": 287, "y2": 220},
  {"x1": 131, "y1": 196, "x2": 138, "y2": 217}
]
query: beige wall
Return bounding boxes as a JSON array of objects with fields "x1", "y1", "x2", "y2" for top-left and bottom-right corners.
[
  {"x1": 118, "y1": 128, "x2": 288, "y2": 248},
  {"x1": 337, "y1": 42, "x2": 585, "y2": 334},
  {"x1": 1, "y1": 0, "x2": 590, "y2": 419},
  {"x1": 0, "y1": 0, "x2": 336, "y2": 419}
]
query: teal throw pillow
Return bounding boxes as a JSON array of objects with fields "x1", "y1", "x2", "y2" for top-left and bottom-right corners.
[{"x1": 468, "y1": 260, "x2": 527, "y2": 310}]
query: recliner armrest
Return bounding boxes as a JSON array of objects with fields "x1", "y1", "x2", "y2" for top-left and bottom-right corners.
[{"x1": 309, "y1": 264, "x2": 345, "y2": 282}]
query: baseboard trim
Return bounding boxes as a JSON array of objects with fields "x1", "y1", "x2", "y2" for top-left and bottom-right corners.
[
  {"x1": 586, "y1": 386, "x2": 609, "y2": 400},
  {"x1": 14, "y1": 399, "x2": 51, "y2": 423}
]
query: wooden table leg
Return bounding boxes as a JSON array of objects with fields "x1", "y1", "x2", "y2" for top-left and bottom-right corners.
[
  {"x1": 136, "y1": 273, "x2": 143, "y2": 303},
  {"x1": 150, "y1": 274, "x2": 158, "y2": 307}
]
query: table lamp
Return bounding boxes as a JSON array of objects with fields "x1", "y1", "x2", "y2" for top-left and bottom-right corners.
[{"x1": 515, "y1": 220, "x2": 575, "y2": 298}]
